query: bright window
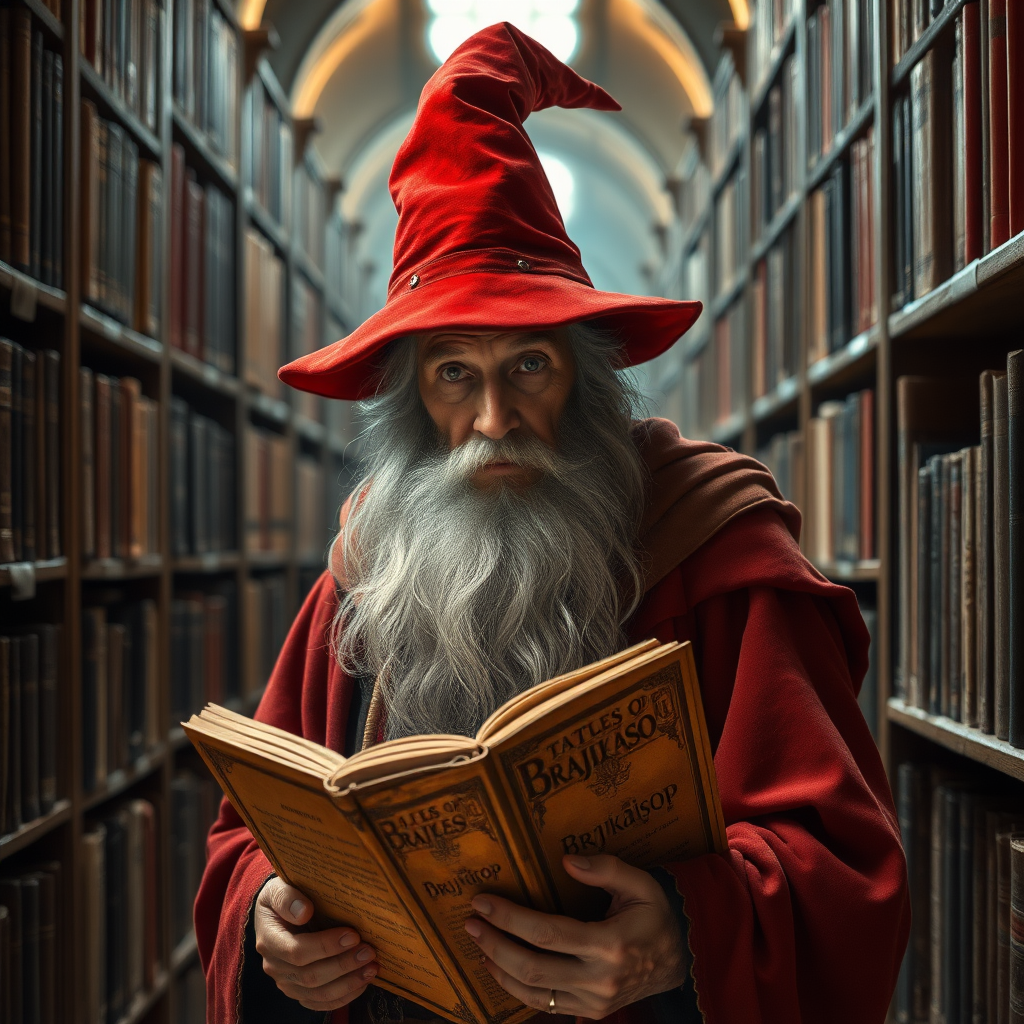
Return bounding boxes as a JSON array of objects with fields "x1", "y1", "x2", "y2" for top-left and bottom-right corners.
[
  {"x1": 425, "y1": 0, "x2": 581, "y2": 65},
  {"x1": 537, "y1": 152, "x2": 575, "y2": 222}
]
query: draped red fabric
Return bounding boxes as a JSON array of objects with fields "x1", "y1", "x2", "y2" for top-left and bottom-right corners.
[{"x1": 194, "y1": 429, "x2": 909, "y2": 1024}]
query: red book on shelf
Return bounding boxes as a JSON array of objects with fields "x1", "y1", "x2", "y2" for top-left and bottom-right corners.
[
  {"x1": 1008, "y1": 0, "x2": 1024, "y2": 234},
  {"x1": 989, "y1": 0, "x2": 1010, "y2": 248},
  {"x1": 963, "y1": 0, "x2": 984, "y2": 262},
  {"x1": 169, "y1": 144, "x2": 185, "y2": 351}
]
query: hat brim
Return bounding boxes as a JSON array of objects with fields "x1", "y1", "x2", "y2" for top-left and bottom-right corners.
[{"x1": 278, "y1": 271, "x2": 703, "y2": 400}]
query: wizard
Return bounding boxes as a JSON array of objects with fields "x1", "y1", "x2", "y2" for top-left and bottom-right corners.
[{"x1": 196, "y1": 22, "x2": 910, "y2": 1024}]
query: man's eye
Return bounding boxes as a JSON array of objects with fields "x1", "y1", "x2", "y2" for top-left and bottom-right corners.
[
  {"x1": 441, "y1": 365, "x2": 464, "y2": 382},
  {"x1": 521, "y1": 356, "x2": 544, "y2": 372}
]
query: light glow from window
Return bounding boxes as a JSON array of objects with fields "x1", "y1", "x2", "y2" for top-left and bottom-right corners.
[
  {"x1": 426, "y1": 0, "x2": 580, "y2": 65},
  {"x1": 537, "y1": 152, "x2": 575, "y2": 222}
]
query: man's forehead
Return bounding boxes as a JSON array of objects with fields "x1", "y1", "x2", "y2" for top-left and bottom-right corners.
[{"x1": 419, "y1": 329, "x2": 562, "y2": 359}]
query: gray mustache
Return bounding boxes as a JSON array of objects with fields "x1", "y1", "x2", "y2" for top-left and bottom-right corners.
[{"x1": 439, "y1": 433, "x2": 561, "y2": 481}]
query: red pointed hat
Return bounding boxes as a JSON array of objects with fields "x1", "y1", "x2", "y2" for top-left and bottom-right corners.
[{"x1": 279, "y1": 21, "x2": 702, "y2": 400}]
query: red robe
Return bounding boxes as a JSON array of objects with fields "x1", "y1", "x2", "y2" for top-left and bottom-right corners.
[{"x1": 195, "y1": 421, "x2": 910, "y2": 1023}]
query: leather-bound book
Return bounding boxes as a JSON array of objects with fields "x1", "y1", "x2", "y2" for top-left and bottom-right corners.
[
  {"x1": 954, "y1": 19, "x2": 966, "y2": 272},
  {"x1": 108, "y1": 605, "x2": 142, "y2": 762},
  {"x1": 10, "y1": 343, "x2": 22, "y2": 560},
  {"x1": 1000, "y1": 828, "x2": 1019, "y2": 1019},
  {"x1": 20, "y1": 874, "x2": 39, "y2": 1024},
  {"x1": 1008, "y1": 350, "x2": 1024, "y2": 747},
  {"x1": 80, "y1": 368, "x2": 95, "y2": 560},
  {"x1": 29, "y1": 30, "x2": 41, "y2": 281},
  {"x1": 0, "y1": 637, "x2": 8, "y2": 836},
  {"x1": 0, "y1": 904, "x2": 9, "y2": 1024},
  {"x1": 896, "y1": 763, "x2": 932, "y2": 1022},
  {"x1": 80, "y1": 101, "x2": 101, "y2": 305},
  {"x1": 989, "y1": 0, "x2": 1010, "y2": 247},
  {"x1": 81, "y1": 825, "x2": 107, "y2": 1024},
  {"x1": 949, "y1": 452, "x2": 964, "y2": 721},
  {"x1": 93, "y1": 374, "x2": 111, "y2": 561},
  {"x1": 1009, "y1": 0, "x2": 1024, "y2": 234},
  {"x1": 0, "y1": 879, "x2": 22, "y2": 1024},
  {"x1": 124, "y1": 801, "x2": 143, "y2": 1003},
  {"x1": 902, "y1": 93, "x2": 915, "y2": 290},
  {"x1": 109, "y1": 379, "x2": 123, "y2": 559},
  {"x1": 42, "y1": 351, "x2": 58, "y2": 560},
  {"x1": 134, "y1": 161, "x2": 161, "y2": 338},
  {"x1": 931, "y1": 456, "x2": 948, "y2": 716},
  {"x1": 5, "y1": 637, "x2": 20, "y2": 832},
  {"x1": 36, "y1": 624, "x2": 56, "y2": 816},
  {"x1": 911, "y1": 49, "x2": 953, "y2": 298},
  {"x1": 137, "y1": 798, "x2": 157, "y2": 988},
  {"x1": 973, "y1": 800, "x2": 995, "y2": 1024},
  {"x1": 169, "y1": 144, "x2": 185, "y2": 350},
  {"x1": 51, "y1": 55, "x2": 61, "y2": 291},
  {"x1": 184, "y1": 170, "x2": 204, "y2": 359},
  {"x1": 893, "y1": 100, "x2": 907, "y2": 309},
  {"x1": 33, "y1": 353, "x2": 46, "y2": 562},
  {"x1": 0, "y1": 9, "x2": 11, "y2": 263},
  {"x1": 861, "y1": 388, "x2": 875, "y2": 560},
  {"x1": 995, "y1": 373, "x2": 1011, "y2": 739},
  {"x1": 9, "y1": 10, "x2": 31, "y2": 271},
  {"x1": 169, "y1": 398, "x2": 188, "y2": 556},
  {"x1": 0, "y1": 340, "x2": 12, "y2": 564},
  {"x1": 103, "y1": 811, "x2": 127, "y2": 1024},
  {"x1": 980, "y1": 370, "x2": 1003, "y2": 732},
  {"x1": 118, "y1": 377, "x2": 142, "y2": 559},
  {"x1": 963, "y1": 1, "x2": 984, "y2": 263},
  {"x1": 121, "y1": 139, "x2": 139, "y2": 326},
  {"x1": 17, "y1": 633, "x2": 39, "y2": 824},
  {"x1": 80, "y1": 607, "x2": 106, "y2": 792},
  {"x1": 962, "y1": 447, "x2": 980, "y2": 727},
  {"x1": 939, "y1": 784, "x2": 970, "y2": 1021},
  {"x1": 918, "y1": 465, "x2": 933, "y2": 711},
  {"x1": 142, "y1": 600, "x2": 158, "y2": 750},
  {"x1": 189, "y1": 411, "x2": 209, "y2": 554},
  {"x1": 29, "y1": 865, "x2": 57, "y2": 1024},
  {"x1": 40, "y1": 48, "x2": 52, "y2": 286},
  {"x1": 105, "y1": 622, "x2": 126, "y2": 773},
  {"x1": 20, "y1": 349, "x2": 36, "y2": 562},
  {"x1": 1011, "y1": 835, "x2": 1024, "y2": 1023}
]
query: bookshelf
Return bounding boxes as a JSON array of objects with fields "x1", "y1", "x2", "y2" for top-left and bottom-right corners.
[{"x1": 0, "y1": 0, "x2": 355, "y2": 1019}]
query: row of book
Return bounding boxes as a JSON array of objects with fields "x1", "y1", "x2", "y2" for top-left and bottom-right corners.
[
  {"x1": 751, "y1": 225, "x2": 800, "y2": 397},
  {"x1": 81, "y1": 101, "x2": 162, "y2": 334},
  {"x1": 807, "y1": 129, "x2": 877, "y2": 362},
  {"x1": 170, "y1": 144, "x2": 235, "y2": 373},
  {"x1": 0, "y1": 11, "x2": 63, "y2": 286},
  {"x1": 170, "y1": 584, "x2": 238, "y2": 725},
  {"x1": 244, "y1": 573, "x2": 289, "y2": 698},
  {"x1": 751, "y1": 55, "x2": 799, "y2": 238},
  {"x1": 0, "y1": 860, "x2": 61, "y2": 1024},
  {"x1": 80, "y1": 0, "x2": 161, "y2": 135},
  {"x1": 245, "y1": 426, "x2": 292, "y2": 554},
  {"x1": 756, "y1": 429, "x2": 805, "y2": 510},
  {"x1": 172, "y1": 0, "x2": 239, "y2": 167},
  {"x1": 294, "y1": 160, "x2": 328, "y2": 270},
  {"x1": 82, "y1": 799, "x2": 160, "y2": 1024},
  {"x1": 1, "y1": 625, "x2": 58, "y2": 837},
  {"x1": 79, "y1": 369, "x2": 160, "y2": 563},
  {"x1": 709, "y1": 63, "x2": 746, "y2": 180},
  {"x1": 714, "y1": 166, "x2": 748, "y2": 299},
  {"x1": 244, "y1": 72, "x2": 292, "y2": 228},
  {"x1": 805, "y1": 389, "x2": 876, "y2": 566},
  {"x1": 750, "y1": 0, "x2": 797, "y2": 91},
  {"x1": 0, "y1": 342, "x2": 61, "y2": 565},
  {"x1": 296, "y1": 455, "x2": 329, "y2": 564},
  {"x1": 806, "y1": 0, "x2": 874, "y2": 164},
  {"x1": 292, "y1": 275, "x2": 324, "y2": 423},
  {"x1": 895, "y1": 764, "x2": 1024, "y2": 1024},
  {"x1": 243, "y1": 226, "x2": 285, "y2": 397},
  {"x1": 683, "y1": 299, "x2": 747, "y2": 438},
  {"x1": 895, "y1": 352, "x2": 1024, "y2": 744},
  {"x1": 81, "y1": 599, "x2": 160, "y2": 793},
  {"x1": 170, "y1": 399, "x2": 236, "y2": 557}
]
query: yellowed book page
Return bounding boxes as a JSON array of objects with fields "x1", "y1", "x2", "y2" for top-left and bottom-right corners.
[
  {"x1": 489, "y1": 642, "x2": 726, "y2": 920},
  {"x1": 184, "y1": 722, "x2": 471, "y2": 1020},
  {"x1": 346, "y1": 756, "x2": 544, "y2": 1024}
]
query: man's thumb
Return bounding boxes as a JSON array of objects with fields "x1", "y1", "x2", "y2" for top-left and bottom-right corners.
[
  {"x1": 263, "y1": 877, "x2": 314, "y2": 925},
  {"x1": 562, "y1": 853, "x2": 657, "y2": 900}
]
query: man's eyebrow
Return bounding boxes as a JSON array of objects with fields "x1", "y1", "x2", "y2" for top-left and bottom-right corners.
[{"x1": 423, "y1": 334, "x2": 558, "y2": 362}]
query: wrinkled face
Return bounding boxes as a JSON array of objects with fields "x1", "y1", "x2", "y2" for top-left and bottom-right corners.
[{"x1": 416, "y1": 329, "x2": 576, "y2": 490}]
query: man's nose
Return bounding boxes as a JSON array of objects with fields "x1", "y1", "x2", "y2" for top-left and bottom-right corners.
[{"x1": 473, "y1": 380, "x2": 520, "y2": 439}]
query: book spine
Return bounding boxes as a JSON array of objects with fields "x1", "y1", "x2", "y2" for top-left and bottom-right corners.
[
  {"x1": 980, "y1": 370, "x2": 999, "y2": 732},
  {"x1": 931, "y1": 781, "x2": 948, "y2": 1022},
  {"x1": 961, "y1": 793, "x2": 976, "y2": 1024},
  {"x1": 950, "y1": 453, "x2": 963, "y2": 721},
  {"x1": 919, "y1": 464, "x2": 933, "y2": 711},
  {"x1": 9, "y1": 11, "x2": 30, "y2": 271},
  {"x1": 954, "y1": 17, "x2": 966, "y2": 272},
  {"x1": 0, "y1": 9, "x2": 10, "y2": 263},
  {"x1": 995, "y1": 373, "x2": 1011, "y2": 739},
  {"x1": 52, "y1": 54, "x2": 62, "y2": 290},
  {"x1": 11, "y1": 343, "x2": 22, "y2": 561},
  {"x1": 1001, "y1": 829, "x2": 1016, "y2": 1021},
  {"x1": 37, "y1": 624, "x2": 56, "y2": 815},
  {"x1": 989, "y1": 0, "x2": 1010, "y2": 247},
  {"x1": 964, "y1": 1, "x2": 984, "y2": 262},
  {"x1": 963, "y1": 446, "x2": 979, "y2": 727},
  {"x1": 0, "y1": 339, "x2": 13, "y2": 563},
  {"x1": 1009, "y1": 350, "x2": 1024, "y2": 746},
  {"x1": 0, "y1": 637, "x2": 9, "y2": 835},
  {"x1": 29, "y1": 30, "x2": 41, "y2": 281},
  {"x1": 19, "y1": 634, "x2": 38, "y2": 823},
  {"x1": 1009, "y1": 0, "x2": 1024, "y2": 235},
  {"x1": 20, "y1": 350, "x2": 35, "y2": 562},
  {"x1": 44, "y1": 351, "x2": 59, "y2": 559}
]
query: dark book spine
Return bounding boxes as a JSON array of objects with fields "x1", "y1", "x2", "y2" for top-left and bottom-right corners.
[
  {"x1": 995, "y1": 373, "x2": 1011, "y2": 739},
  {"x1": 898, "y1": 763, "x2": 932, "y2": 1021},
  {"x1": 1002, "y1": 830, "x2": 1017, "y2": 1021},
  {"x1": 10, "y1": 10, "x2": 31, "y2": 271},
  {"x1": 963, "y1": 446, "x2": 979, "y2": 727},
  {"x1": 0, "y1": 880, "x2": 22, "y2": 1023},
  {"x1": 0, "y1": 340, "x2": 11, "y2": 564},
  {"x1": 104, "y1": 815, "x2": 126, "y2": 1024},
  {"x1": 942, "y1": 786, "x2": 963, "y2": 1022},
  {"x1": 0, "y1": 9, "x2": 10, "y2": 264},
  {"x1": 19, "y1": 633, "x2": 39, "y2": 823},
  {"x1": 44, "y1": 351, "x2": 59, "y2": 559},
  {"x1": 961, "y1": 794, "x2": 976, "y2": 1024},
  {"x1": 1008, "y1": 350, "x2": 1024, "y2": 746},
  {"x1": 950, "y1": 453, "x2": 964, "y2": 721},
  {"x1": 11, "y1": 342, "x2": 23, "y2": 560},
  {"x1": 37, "y1": 624, "x2": 56, "y2": 814},
  {"x1": 29, "y1": 30, "x2": 42, "y2": 281},
  {"x1": 6, "y1": 636, "x2": 20, "y2": 831},
  {"x1": 1012, "y1": 835, "x2": 1024, "y2": 1024},
  {"x1": 931, "y1": 779, "x2": 948, "y2": 1022},
  {"x1": 919, "y1": 464, "x2": 933, "y2": 711},
  {"x1": 980, "y1": 370, "x2": 1000, "y2": 732},
  {"x1": 974, "y1": 800, "x2": 991, "y2": 1024},
  {"x1": 52, "y1": 54, "x2": 62, "y2": 290},
  {"x1": 19, "y1": 349, "x2": 35, "y2": 562},
  {"x1": 0, "y1": 637, "x2": 8, "y2": 835},
  {"x1": 21, "y1": 876, "x2": 39, "y2": 1024},
  {"x1": 39, "y1": 48, "x2": 52, "y2": 287},
  {"x1": 930, "y1": 456, "x2": 945, "y2": 714}
]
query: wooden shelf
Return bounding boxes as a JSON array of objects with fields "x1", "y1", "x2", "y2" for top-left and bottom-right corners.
[
  {"x1": 294, "y1": 249, "x2": 326, "y2": 293},
  {"x1": 248, "y1": 390, "x2": 291, "y2": 425},
  {"x1": 295, "y1": 416, "x2": 327, "y2": 445},
  {"x1": 83, "y1": 747, "x2": 166, "y2": 812},
  {"x1": 750, "y1": 190, "x2": 802, "y2": 264},
  {"x1": 807, "y1": 326, "x2": 879, "y2": 388},
  {"x1": 712, "y1": 270, "x2": 748, "y2": 320},
  {"x1": 0, "y1": 259, "x2": 67, "y2": 317},
  {"x1": 814, "y1": 558, "x2": 880, "y2": 581},
  {"x1": 0, "y1": 800, "x2": 72, "y2": 861},
  {"x1": 80, "y1": 305, "x2": 163, "y2": 364},
  {"x1": 806, "y1": 98, "x2": 875, "y2": 191},
  {"x1": 752, "y1": 375, "x2": 799, "y2": 422},
  {"x1": 81, "y1": 556, "x2": 163, "y2": 580},
  {"x1": 170, "y1": 347, "x2": 242, "y2": 397},
  {"x1": 19, "y1": 0, "x2": 63, "y2": 41},
  {"x1": 891, "y1": 0, "x2": 968, "y2": 88},
  {"x1": 80, "y1": 61, "x2": 161, "y2": 160},
  {"x1": 888, "y1": 698, "x2": 1024, "y2": 782},
  {"x1": 0, "y1": 556, "x2": 67, "y2": 591},
  {"x1": 711, "y1": 135, "x2": 743, "y2": 196},
  {"x1": 172, "y1": 105, "x2": 239, "y2": 193},
  {"x1": 750, "y1": 19, "x2": 797, "y2": 117}
]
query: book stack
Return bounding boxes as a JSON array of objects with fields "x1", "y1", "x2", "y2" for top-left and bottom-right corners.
[
  {"x1": 244, "y1": 72, "x2": 292, "y2": 226},
  {"x1": 81, "y1": 600, "x2": 160, "y2": 793},
  {"x1": 1, "y1": 625, "x2": 59, "y2": 836},
  {"x1": 0, "y1": 10, "x2": 64, "y2": 286},
  {"x1": 296, "y1": 456, "x2": 328, "y2": 564},
  {"x1": 756, "y1": 429, "x2": 805, "y2": 509},
  {"x1": 291, "y1": 276, "x2": 323, "y2": 423},
  {"x1": 751, "y1": 225, "x2": 800, "y2": 396},
  {"x1": 0, "y1": 342, "x2": 61, "y2": 565},
  {"x1": 894, "y1": 764, "x2": 1024, "y2": 1024},
  {"x1": 79, "y1": 0, "x2": 161, "y2": 134},
  {"x1": 808, "y1": 129, "x2": 877, "y2": 362},
  {"x1": 81, "y1": 800, "x2": 161, "y2": 1024},
  {"x1": 751, "y1": 55, "x2": 799, "y2": 240},
  {"x1": 243, "y1": 573, "x2": 288, "y2": 697},
  {"x1": 244, "y1": 425, "x2": 292, "y2": 555},
  {"x1": 896, "y1": 354, "x2": 1024, "y2": 743},
  {"x1": 714, "y1": 170, "x2": 748, "y2": 299},
  {"x1": 0, "y1": 862, "x2": 61, "y2": 1024},
  {"x1": 80, "y1": 102, "x2": 162, "y2": 333},
  {"x1": 169, "y1": 398, "x2": 236, "y2": 558},
  {"x1": 709, "y1": 60, "x2": 746, "y2": 179},
  {"x1": 169, "y1": 771, "x2": 220, "y2": 947},
  {"x1": 806, "y1": 0, "x2": 874, "y2": 164},
  {"x1": 170, "y1": 582, "x2": 238, "y2": 721},
  {"x1": 750, "y1": 0, "x2": 797, "y2": 90},
  {"x1": 805, "y1": 389, "x2": 875, "y2": 567},
  {"x1": 169, "y1": 144, "x2": 235, "y2": 372},
  {"x1": 172, "y1": 0, "x2": 239, "y2": 166},
  {"x1": 79, "y1": 369, "x2": 159, "y2": 563},
  {"x1": 243, "y1": 227, "x2": 284, "y2": 396}
]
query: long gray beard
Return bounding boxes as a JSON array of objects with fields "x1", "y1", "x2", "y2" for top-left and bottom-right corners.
[{"x1": 333, "y1": 333, "x2": 647, "y2": 740}]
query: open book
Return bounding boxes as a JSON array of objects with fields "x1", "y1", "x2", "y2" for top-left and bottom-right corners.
[{"x1": 184, "y1": 639, "x2": 726, "y2": 1024}]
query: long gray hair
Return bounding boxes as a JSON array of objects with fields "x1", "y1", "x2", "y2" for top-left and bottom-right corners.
[{"x1": 332, "y1": 322, "x2": 649, "y2": 739}]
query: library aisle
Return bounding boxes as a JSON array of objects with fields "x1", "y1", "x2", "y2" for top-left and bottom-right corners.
[{"x1": 0, "y1": 0, "x2": 1021, "y2": 1020}]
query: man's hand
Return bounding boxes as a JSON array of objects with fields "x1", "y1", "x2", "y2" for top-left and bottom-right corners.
[
  {"x1": 254, "y1": 877, "x2": 379, "y2": 1012},
  {"x1": 464, "y1": 854, "x2": 688, "y2": 1019}
]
